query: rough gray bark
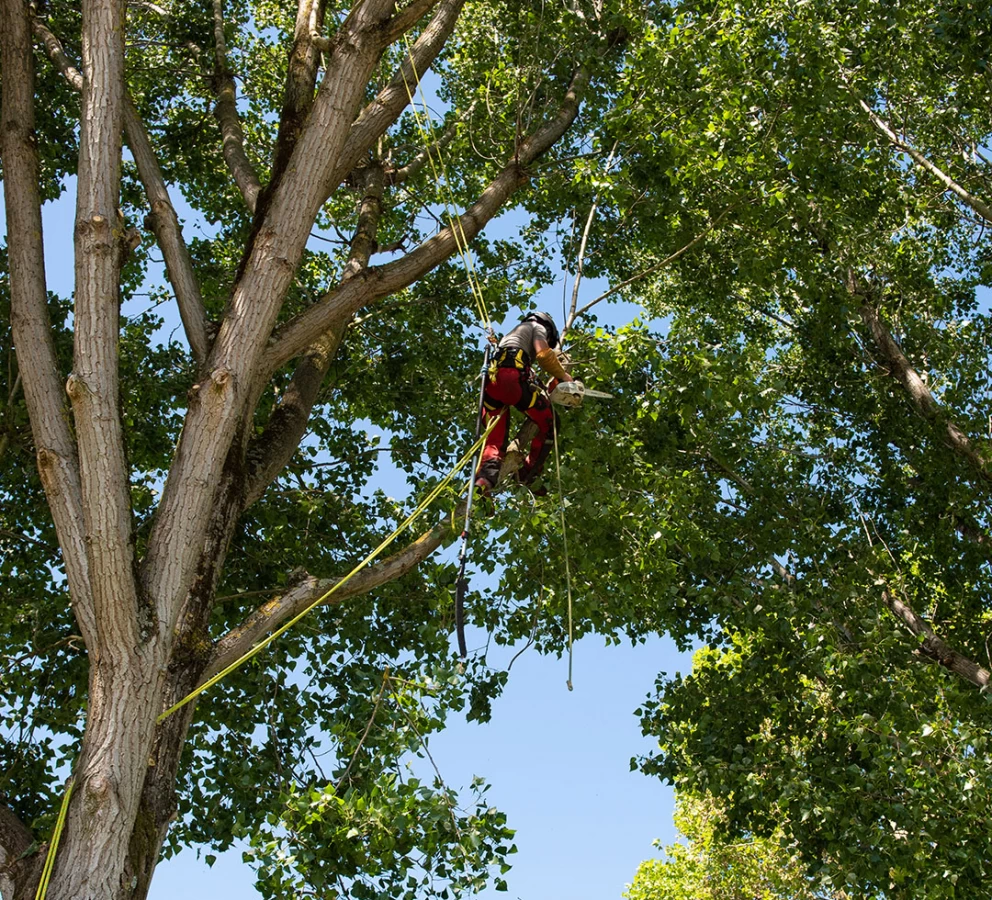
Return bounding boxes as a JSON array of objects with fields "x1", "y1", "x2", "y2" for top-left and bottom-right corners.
[
  {"x1": 269, "y1": 0, "x2": 328, "y2": 187},
  {"x1": 123, "y1": 95, "x2": 211, "y2": 365},
  {"x1": 0, "y1": 805, "x2": 43, "y2": 900},
  {"x1": 212, "y1": 0, "x2": 262, "y2": 211},
  {"x1": 44, "y1": 0, "x2": 175, "y2": 893},
  {"x1": 330, "y1": 0, "x2": 466, "y2": 197},
  {"x1": 0, "y1": 0, "x2": 94, "y2": 645},
  {"x1": 139, "y1": 0, "x2": 399, "y2": 634}
]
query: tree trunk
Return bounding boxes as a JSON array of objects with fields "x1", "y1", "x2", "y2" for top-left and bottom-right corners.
[{"x1": 48, "y1": 655, "x2": 168, "y2": 900}]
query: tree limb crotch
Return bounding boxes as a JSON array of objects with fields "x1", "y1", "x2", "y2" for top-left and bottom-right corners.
[
  {"x1": 245, "y1": 161, "x2": 386, "y2": 504},
  {"x1": 266, "y1": 62, "x2": 595, "y2": 370}
]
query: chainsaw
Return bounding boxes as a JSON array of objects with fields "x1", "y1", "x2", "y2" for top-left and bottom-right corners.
[{"x1": 549, "y1": 380, "x2": 614, "y2": 408}]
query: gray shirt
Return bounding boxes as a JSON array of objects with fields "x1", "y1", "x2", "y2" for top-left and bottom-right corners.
[{"x1": 498, "y1": 320, "x2": 550, "y2": 359}]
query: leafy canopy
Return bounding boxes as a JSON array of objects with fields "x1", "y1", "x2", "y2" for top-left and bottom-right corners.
[{"x1": 2, "y1": 0, "x2": 992, "y2": 896}]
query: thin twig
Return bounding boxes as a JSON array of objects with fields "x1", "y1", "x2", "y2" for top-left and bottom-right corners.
[
  {"x1": 567, "y1": 209, "x2": 730, "y2": 330},
  {"x1": 387, "y1": 683, "x2": 462, "y2": 835},
  {"x1": 567, "y1": 140, "x2": 619, "y2": 328},
  {"x1": 334, "y1": 667, "x2": 390, "y2": 791}
]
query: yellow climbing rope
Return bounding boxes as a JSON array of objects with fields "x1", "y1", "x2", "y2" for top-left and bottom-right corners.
[
  {"x1": 158, "y1": 418, "x2": 498, "y2": 723},
  {"x1": 33, "y1": 777, "x2": 74, "y2": 900}
]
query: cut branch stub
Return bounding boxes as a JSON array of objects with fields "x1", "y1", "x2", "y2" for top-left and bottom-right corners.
[{"x1": 499, "y1": 420, "x2": 539, "y2": 484}]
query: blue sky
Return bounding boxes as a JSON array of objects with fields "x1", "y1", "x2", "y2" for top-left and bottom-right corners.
[{"x1": 151, "y1": 635, "x2": 688, "y2": 900}]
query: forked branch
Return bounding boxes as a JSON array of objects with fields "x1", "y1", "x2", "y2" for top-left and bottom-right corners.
[
  {"x1": 330, "y1": 0, "x2": 467, "y2": 197},
  {"x1": 386, "y1": 0, "x2": 442, "y2": 40},
  {"x1": 32, "y1": 16, "x2": 211, "y2": 364},
  {"x1": 267, "y1": 61, "x2": 595, "y2": 369}
]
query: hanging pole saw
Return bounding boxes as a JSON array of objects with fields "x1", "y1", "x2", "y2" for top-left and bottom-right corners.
[{"x1": 454, "y1": 344, "x2": 492, "y2": 659}]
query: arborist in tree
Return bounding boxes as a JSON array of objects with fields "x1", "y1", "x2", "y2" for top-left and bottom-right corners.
[{"x1": 474, "y1": 311, "x2": 575, "y2": 494}]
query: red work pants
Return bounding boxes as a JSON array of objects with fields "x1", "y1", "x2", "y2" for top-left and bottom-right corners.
[{"x1": 476, "y1": 366, "x2": 555, "y2": 487}]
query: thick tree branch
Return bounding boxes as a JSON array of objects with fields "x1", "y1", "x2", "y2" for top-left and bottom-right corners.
[
  {"x1": 266, "y1": 62, "x2": 594, "y2": 370},
  {"x1": 124, "y1": 96, "x2": 211, "y2": 365},
  {"x1": 858, "y1": 299, "x2": 992, "y2": 482},
  {"x1": 39, "y1": 3, "x2": 144, "y2": 640},
  {"x1": 269, "y1": 0, "x2": 327, "y2": 189},
  {"x1": 244, "y1": 162, "x2": 385, "y2": 504},
  {"x1": 205, "y1": 499, "x2": 466, "y2": 679},
  {"x1": 330, "y1": 0, "x2": 466, "y2": 198},
  {"x1": 340, "y1": 163, "x2": 387, "y2": 282},
  {"x1": 31, "y1": 15, "x2": 83, "y2": 89},
  {"x1": 33, "y1": 17, "x2": 210, "y2": 364},
  {"x1": 386, "y1": 0, "x2": 441, "y2": 41},
  {"x1": 2, "y1": 0, "x2": 95, "y2": 643},
  {"x1": 852, "y1": 93, "x2": 992, "y2": 224},
  {"x1": 70, "y1": 0, "x2": 140, "y2": 654},
  {"x1": 49, "y1": 3, "x2": 173, "y2": 895},
  {"x1": 883, "y1": 589, "x2": 990, "y2": 691},
  {"x1": 501, "y1": 420, "x2": 540, "y2": 481},
  {"x1": 212, "y1": 0, "x2": 262, "y2": 212}
]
